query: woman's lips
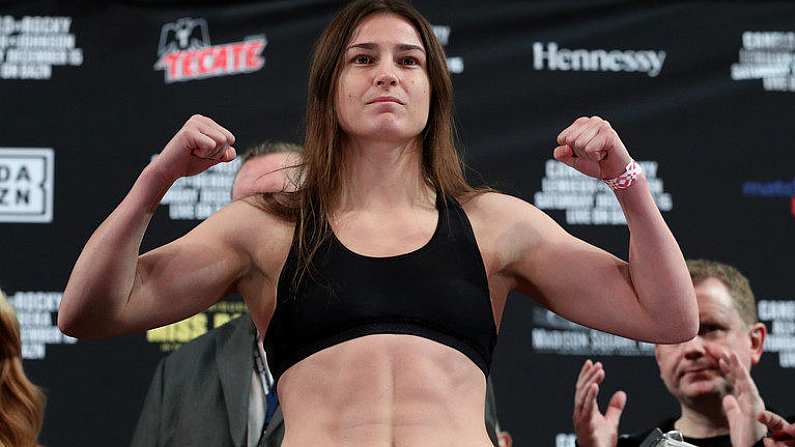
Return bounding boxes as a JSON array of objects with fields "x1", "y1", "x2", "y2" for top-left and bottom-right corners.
[{"x1": 368, "y1": 96, "x2": 403, "y2": 104}]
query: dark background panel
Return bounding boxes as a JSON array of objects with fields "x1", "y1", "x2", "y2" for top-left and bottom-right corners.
[{"x1": 0, "y1": 1, "x2": 792, "y2": 445}]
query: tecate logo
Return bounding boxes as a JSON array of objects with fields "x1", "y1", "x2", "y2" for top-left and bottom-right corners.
[{"x1": 154, "y1": 18, "x2": 266, "y2": 83}]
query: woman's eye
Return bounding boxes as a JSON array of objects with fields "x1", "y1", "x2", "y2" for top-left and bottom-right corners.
[
  {"x1": 401, "y1": 57, "x2": 418, "y2": 66},
  {"x1": 354, "y1": 55, "x2": 372, "y2": 64}
]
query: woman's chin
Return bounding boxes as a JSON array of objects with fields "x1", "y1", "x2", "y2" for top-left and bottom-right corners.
[{"x1": 356, "y1": 122, "x2": 422, "y2": 142}]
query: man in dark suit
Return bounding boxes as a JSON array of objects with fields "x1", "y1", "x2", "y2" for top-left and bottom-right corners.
[
  {"x1": 572, "y1": 260, "x2": 790, "y2": 447},
  {"x1": 131, "y1": 313, "x2": 283, "y2": 447}
]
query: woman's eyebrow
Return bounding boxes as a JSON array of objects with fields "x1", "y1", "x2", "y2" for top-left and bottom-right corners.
[
  {"x1": 347, "y1": 42, "x2": 426, "y2": 53},
  {"x1": 347, "y1": 42, "x2": 377, "y2": 51},
  {"x1": 396, "y1": 44, "x2": 425, "y2": 53}
]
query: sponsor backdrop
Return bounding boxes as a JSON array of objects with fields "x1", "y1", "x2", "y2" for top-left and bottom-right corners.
[{"x1": 0, "y1": 1, "x2": 792, "y2": 445}]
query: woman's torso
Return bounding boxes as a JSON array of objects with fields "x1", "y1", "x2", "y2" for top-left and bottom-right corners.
[{"x1": 236, "y1": 193, "x2": 513, "y2": 446}]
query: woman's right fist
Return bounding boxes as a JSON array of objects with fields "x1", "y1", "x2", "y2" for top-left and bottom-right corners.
[{"x1": 152, "y1": 114, "x2": 236, "y2": 182}]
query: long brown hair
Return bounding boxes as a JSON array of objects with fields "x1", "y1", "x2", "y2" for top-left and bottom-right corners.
[
  {"x1": 0, "y1": 290, "x2": 45, "y2": 447},
  {"x1": 269, "y1": 0, "x2": 484, "y2": 288}
]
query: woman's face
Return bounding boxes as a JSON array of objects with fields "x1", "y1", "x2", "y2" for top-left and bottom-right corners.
[{"x1": 335, "y1": 13, "x2": 431, "y2": 143}]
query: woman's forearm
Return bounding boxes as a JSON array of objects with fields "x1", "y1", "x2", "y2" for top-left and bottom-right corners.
[{"x1": 617, "y1": 174, "x2": 698, "y2": 342}]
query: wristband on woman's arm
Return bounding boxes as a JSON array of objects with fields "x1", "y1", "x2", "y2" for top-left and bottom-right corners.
[{"x1": 603, "y1": 160, "x2": 642, "y2": 191}]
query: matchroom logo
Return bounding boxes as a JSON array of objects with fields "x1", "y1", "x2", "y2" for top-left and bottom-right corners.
[
  {"x1": 0, "y1": 148, "x2": 54, "y2": 223},
  {"x1": 154, "y1": 17, "x2": 266, "y2": 83},
  {"x1": 742, "y1": 177, "x2": 795, "y2": 217},
  {"x1": 532, "y1": 42, "x2": 666, "y2": 77}
]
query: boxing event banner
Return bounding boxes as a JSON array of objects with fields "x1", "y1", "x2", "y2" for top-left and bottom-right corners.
[{"x1": 0, "y1": 1, "x2": 792, "y2": 446}]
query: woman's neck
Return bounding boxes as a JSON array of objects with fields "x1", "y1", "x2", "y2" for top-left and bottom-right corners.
[{"x1": 338, "y1": 136, "x2": 434, "y2": 213}]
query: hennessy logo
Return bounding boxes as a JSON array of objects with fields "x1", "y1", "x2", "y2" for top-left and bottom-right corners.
[{"x1": 532, "y1": 42, "x2": 666, "y2": 77}]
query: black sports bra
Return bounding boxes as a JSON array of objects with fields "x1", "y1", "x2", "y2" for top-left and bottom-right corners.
[{"x1": 263, "y1": 196, "x2": 497, "y2": 385}]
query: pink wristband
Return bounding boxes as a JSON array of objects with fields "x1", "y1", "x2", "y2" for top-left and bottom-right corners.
[{"x1": 603, "y1": 160, "x2": 642, "y2": 191}]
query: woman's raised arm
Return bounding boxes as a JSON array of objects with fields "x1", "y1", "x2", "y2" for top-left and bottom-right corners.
[
  {"x1": 58, "y1": 115, "x2": 248, "y2": 339},
  {"x1": 492, "y1": 116, "x2": 698, "y2": 343}
]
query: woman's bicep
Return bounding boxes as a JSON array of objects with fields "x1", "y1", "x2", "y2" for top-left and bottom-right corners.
[
  {"x1": 505, "y1": 204, "x2": 657, "y2": 339},
  {"x1": 121, "y1": 205, "x2": 254, "y2": 334}
]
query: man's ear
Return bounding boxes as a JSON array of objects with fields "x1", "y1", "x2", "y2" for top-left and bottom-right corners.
[
  {"x1": 653, "y1": 345, "x2": 666, "y2": 379},
  {"x1": 748, "y1": 322, "x2": 766, "y2": 365}
]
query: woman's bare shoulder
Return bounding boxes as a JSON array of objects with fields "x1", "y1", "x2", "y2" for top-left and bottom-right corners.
[
  {"x1": 226, "y1": 195, "x2": 294, "y2": 239},
  {"x1": 458, "y1": 191, "x2": 558, "y2": 261},
  {"x1": 202, "y1": 196, "x2": 295, "y2": 282},
  {"x1": 458, "y1": 191, "x2": 541, "y2": 223}
]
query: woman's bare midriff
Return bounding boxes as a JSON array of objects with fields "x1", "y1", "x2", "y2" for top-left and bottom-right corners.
[{"x1": 276, "y1": 334, "x2": 495, "y2": 447}]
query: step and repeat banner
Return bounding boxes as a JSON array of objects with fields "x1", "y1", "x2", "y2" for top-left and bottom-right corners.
[{"x1": 0, "y1": 1, "x2": 793, "y2": 445}]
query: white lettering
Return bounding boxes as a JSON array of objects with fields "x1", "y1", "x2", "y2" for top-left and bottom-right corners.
[
  {"x1": 432, "y1": 25, "x2": 450, "y2": 46},
  {"x1": 566, "y1": 209, "x2": 592, "y2": 224},
  {"x1": 533, "y1": 192, "x2": 594, "y2": 209},
  {"x1": 765, "y1": 334, "x2": 795, "y2": 351},
  {"x1": 6, "y1": 48, "x2": 67, "y2": 64},
  {"x1": 21, "y1": 326, "x2": 64, "y2": 343},
  {"x1": 22, "y1": 344, "x2": 45, "y2": 359},
  {"x1": 759, "y1": 300, "x2": 795, "y2": 320},
  {"x1": 742, "y1": 31, "x2": 795, "y2": 51},
  {"x1": 16, "y1": 312, "x2": 52, "y2": 326},
  {"x1": 763, "y1": 76, "x2": 789, "y2": 91},
  {"x1": 533, "y1": 42, "x2": 666, "y2": 77},
  {"x1": 446, "y1": 56, "x2": 463, "y2": 74},
  {"x1": 161, "y1": 188, "x2": 199, "y2": 203},
  {"x1": 169, "y1": 204, "x2": 196, "y2": 219},
  {"x1": 199, "y1": 188, "x2": 231, "y2": 202},
  {"x1": 531, "y1": 328, "x2": 589, "y2": 350},
  {"x1": 11, "y1": 292, "x2": 61, "y2": 311},
  {"x1": 772, "y1": 320, "x2": 795, "y2": 335},
  {"x1": 14, "y1": 33, "x2": 75, "y2": 48},
  {"x1": 556, "y1": 433, "x2": 577, "y2": 447}
]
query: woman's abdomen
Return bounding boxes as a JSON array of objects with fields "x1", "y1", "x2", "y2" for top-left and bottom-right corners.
[{"x1": 277, "y1": 334, "x2": 494, "y2": 447}]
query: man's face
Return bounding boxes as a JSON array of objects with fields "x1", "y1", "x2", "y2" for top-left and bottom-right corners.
[
  {"x1": 654, "y1": 278, "x2": 764, "y2": 404},
  {"x1": 232, "y1": 152, "x2": 297, "y2": 200}
]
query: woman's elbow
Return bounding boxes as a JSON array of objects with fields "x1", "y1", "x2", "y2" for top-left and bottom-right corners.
[
  {"x1": 57, "y1": 312, "x2": 112, "y2": 340},
  {"x1": 654, "y1": 293, "x2": 699, "y2": 343},
  {"x1": 655, "y1": 320, "x2": 698, "y2": 344},
  {"x1": 57, "y1": 303, "x2": 86, "y2": 338},
  {"x1": 57, "y1": 295, "x2": 108, "y2": 340}
]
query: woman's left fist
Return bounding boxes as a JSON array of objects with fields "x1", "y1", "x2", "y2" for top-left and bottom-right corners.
[{"x1": 554, "y1": 116, "x2": 632, "y2": 180}]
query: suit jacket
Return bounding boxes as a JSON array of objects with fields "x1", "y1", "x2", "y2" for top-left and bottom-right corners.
[{"x1": 130, "y1": 314, "x2": 284, "y2": 447}]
